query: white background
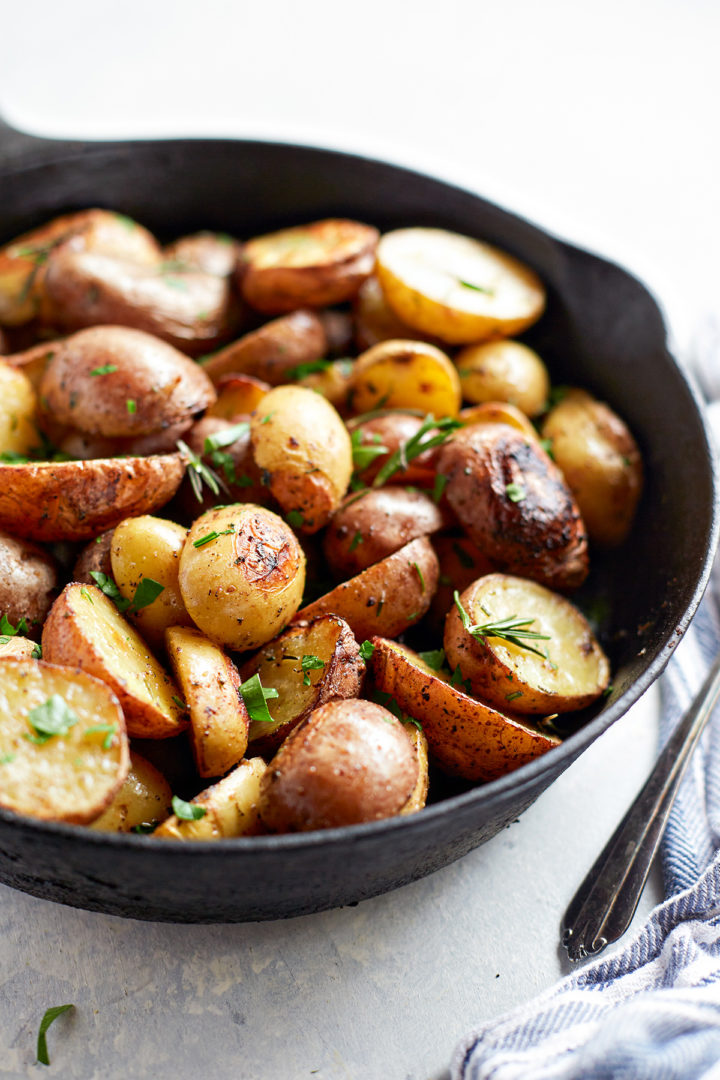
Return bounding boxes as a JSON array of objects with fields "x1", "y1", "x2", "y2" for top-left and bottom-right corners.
[{"x1": 0, "y1": 1, "x2": 718, "y2": 1077}]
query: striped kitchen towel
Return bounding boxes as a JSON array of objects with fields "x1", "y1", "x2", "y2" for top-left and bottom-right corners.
[{"x1": 451, "y1": 321, "x2": 720, "y2": 1080}]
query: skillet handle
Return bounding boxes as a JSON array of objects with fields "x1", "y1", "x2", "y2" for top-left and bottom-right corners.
[{"x1": 0, "y1": 113, "x2": 71, "y2": 166}]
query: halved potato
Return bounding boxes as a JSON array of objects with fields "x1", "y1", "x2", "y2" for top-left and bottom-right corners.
[
  {"x1": 154, "y1": 757, "x2": 268, "y2": 839},
  {"x1": 0, "y1": 658, "x2": 129, "y2": 823},
  {"x1": 206, "y1": 374, "x2": 270, "y2": 419},
  {"x1": 444, "y1": 574, "x2": 610, "y2": 715},
  {"x1": 238, "y1": 219, "x2": 379, "y2": 313},
  {"x1": 0, "y1": 453, "x2": 186, "y2": 541},
  {"x1": 541, "y1": 388, "x2": 643, "y2": 548},
  {"x1": 353, "y1": 274, "x2": 443, "y2": 350},
  {"x1": 42, "y1": 583, "x2": 187, "y2": 739},
  {"x1": 456, "y1": 340, "x2": 550, "y2": 417},
  {"x1": 200, "y1": 309, "x2": 327, "y2": 386},
  {"x1": 111, "y1": 515, "x2": 193, "y2": 646},
  {"x1": 165, "y1": 625, "x2": 249, "y2": 778},
  {"x1": 376, "y1": 227, "x2": 546, "y2": 344},
  {"x1": 241, "y1": 614, "x2": 365, "y2": 755},
  {"x1": 350, "y1": 339, "x2": 462, "y2": 417},
  {"x1": 250, "y1": 385, "x2": 353, "y2": 532},
  {"x1": 368, "y1": 638, "x2": 560, "y2": 781},
  {"x1": 0, "y1": 360, "x2": 39, "y2": 456},
  {"x1": 90, "y1": 750, "x2": 172, "y2": 832},
  {"x1": 295, "y1": 535, "x2": 439, "y2": 640},
  {"x1": 399, "y1": 723, "x2": 429, "y2": 814},
  {"x1": 0, "y1": 636, "x2": 39, "y2": 660},
  {"x1": 163, "y1": 231, "x2": 240, "y2": 277}
]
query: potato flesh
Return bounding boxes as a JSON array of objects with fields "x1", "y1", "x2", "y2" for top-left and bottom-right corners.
[
  {"x1": 350, "y1": 340, "x2": 462, "y2": 417},
  {"x1": 90, "y1": 750, "x2": 172, "y2": 832},
  {"x1": 111, "y1": 515, "x2": 193, "y2": 644},
  {"x1": 0, "y1": 361, "x2": 38, "y2": 455},
  {"x1": 0, "y1": 659, "x2": 128, "y2": 823},
  {"x1": 154, "y1": 757, "x2": 267, "y2": 840}
]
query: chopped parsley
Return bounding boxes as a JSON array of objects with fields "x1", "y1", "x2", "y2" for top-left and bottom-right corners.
[
  {"x1": 301, "y1": 654, "x2": 325, "y2": 686},
  {"x1": 36, "y1": 1004, "x2": 75, "y2": 1066},
  {"x1": 239, "y1": 673, "x2": 279, "y2": 724},
  {"x1": 172, "y1": 796, "x2": 206, "y2": 821},
  {"x1": 25, "y1": 695, "x2": 79, "y2": 745}
]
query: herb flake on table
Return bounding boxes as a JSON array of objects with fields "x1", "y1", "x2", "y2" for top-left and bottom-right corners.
[{"x1": 36, "y1": 1004, "x2": 75, "y2": 1066}]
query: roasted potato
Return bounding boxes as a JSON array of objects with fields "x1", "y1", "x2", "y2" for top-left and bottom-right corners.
[
  {"x1": 110, "y1": 515, "x2": 194, "y2": 646},
  {"x1": 296, "y1": 358, "x2": 355, "y2": 412},
  {"x1": 428, "y1": 533, "x2": 496, "y2": 631},
  {"x1": 459, "y1": 400, "x2": 541, "y2": 442},
  {"x1": 73, "y1": 530, "x2": 113, "y2": 584},
  {"x1": 179, "y1": 504, "x2": 306, "y2": 651},
  {"x1": 154, "y1": 757, "x2": 268, "y2": 839},
  {"x1": 38, "y1": 326, "x2": 215, "y2": 438},
  {"x1": 368, "y1": 638, "x2": 560, "y2": 781},
  {"x1": 399, "y1": 722, "x2": 429, "y2": 814},
  {"x1": 0, "y1": 636, "x2": 39, "y2": 660},
  {"x1": 258, "y1": 698, "x2": 418, "y2": 832},
  {"x1": 0, "y1": 453, "x2": 186, "y2": 542},
  {"x1": 250, "y1": 385, "x2": 353, "y2": 533},
  {"x1": 323, "y1": 487, "x2": 448, "y2": 579},
  {"x1": 238, "y1": 219, "x2": 379, "y2": 313},
  {"x1": 349, "y1": 339, "x2": 462, "y2": 417},
  {"x1": 165, "y1": 625, "x2": 249, "y2": 778},
  {"x1": 376, "y1": 227, "x2": 546, "y2": 344},
  {"x1": 4, "y1": 341, "x2": 61, "y2": 389},
  {"x1": 353, "y1": 274, "x2": 443, "y2": 350},
  {"x1": 0, "y1": 658, "x2": 129, "y2": 823},
  {"x1": 42, "y1": 583, "x2": 187, "y2": 739},
  {"x1": 444, "y1": 574, "x2": 610, "y2": 714},
  {"x1": 0, "y1": 531, "x2": 58, "y2": 636},
  {"x1": 456, "y1": 340, "x2": 550, "y2": 417},
  {"x1": 206, "y1": 374, "x2": 270, "y2": 419},
  {"x1": 90, "y1": 750, "x2": 172, "y2": 832},
  {"x1": 317, "y1": 309, "x2": 354, "y2": 356},
  {"x1": 296, "y1": 535, "x2": 438, "y2": 640},
  {"x1": 437, "y1": 422, "x2": 588, "y2": 591},
  {"x1": 541, "y1": 388, "x2": 643, "y2": 547},
  {"x1": 0, "y1": 360, "x2": 39, "y2": 457},
  {"x1": 241, "y1": 614, "x2": 365, "y2": 755},
  {"x1": 347, "y1": 410, "x2": 442, "y2": 488},
  {"x1": 163, "y1": 231, "x2": 240, "y2": 276},
  {"x1": 200, "y1": 309, "x2": 327, "y2": 386}
]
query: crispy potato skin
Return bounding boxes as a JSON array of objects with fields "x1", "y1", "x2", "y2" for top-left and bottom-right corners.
[
  {"x1": 39, "y1": 326, "x2": 216, "y2": 437},
  {"x1": 296, "y1": 535, "x2": 439, "y2": 640},
  {"x1": 250, "y1": 385, "x2": 353, "y2": 533},
  {"x1": 437, "y1": 423, "x2": 589, "y2": 591},
  {"x1": 179, "y1": 504, "x2": 306, "y2": 651},
  {"x1": 348, "y1": 412, "x2": 440, "y2": 487},
  {"x1": 41, "y1": 251, "x2": 237, "y2": 355},
  {"x1": 323, "y1": 487, "x2": 448, "y2": 579},
  {"x1": 90, "y1": 750, "x2": 172, "y2": 832},
  {"x1": 0, "y1": 658, "x2": 129, "y2": 824},
  {"x1": 259, "y1": 698, "x2": 418, "y2": 832},
  {"x1": 201, "y1": 309, "x2": 327, "y2": 386},
  {"x1": 42, "y1": 583, "x2": 187, "y2": 739},
  {"x1": 238, "y1": 219, "x2": 379, "y2": 313},
  {"x1": 73, "y1": 529, "x2": 114, "y2": 583},
  {"x1": 368, "y1": 638, "x2": 559, "y2": 781},
  {"x1": 111, "y1": 516, "x2": 194, "y2": 645},
  {"x1": 444, "y1": 574, "x2": 610, "y2": 715},
  {"x1": 0, "y1": 453, "x2": 186, "y2": 541},
  {"x1": 541, "y1": 388, "x2": 643, "y2": 548},
  {"x1": 0, "y1": 531, "x2": 58, "y2": 635},
  {"x1": 241, "y1": 614, "x2": 365, "y2": 756},
  {"x1": 154, "y1": 757, "x2": 268, "y2": 839},
  {"x1": 455, "y1": 341, "x2": 550, "y2": 417},
  {"x1": 350, "y1": 339, "x2": 462, "y2": 417},
  {"x1": 163, "y1": 231, "x2": 240, "y2": 277}
]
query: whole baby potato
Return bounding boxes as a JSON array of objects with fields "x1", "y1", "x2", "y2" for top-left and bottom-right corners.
[
  {"x1": 39, "y1": 326, "x2": 216, "y2": 438},
  {"x1": 0, "y1": 530, "x2": 58, "y2": 635},
  {"x1": 179, "y1": 504, "x2": 306, "y2": 651},
  {"x1": 250, "y1": 385, "x2": 353, "y2": 532},
  {"x1": 0, "y1": 360, "x2": 39, "y2": 457},
  {"x1": 259, "y1": 698, "x2": 419, "y2": 832},
  {"x1": 455, "y1": 340, "x2": 550, "y2": 418}
]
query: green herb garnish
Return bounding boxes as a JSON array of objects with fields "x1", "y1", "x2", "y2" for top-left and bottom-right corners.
[
  {"x1": 350, "y1": 427, "x2": 389, "y2": 472},
  {"x1": 176, "y1": 439, "x2": 226, "y2": 501},
  {"x1": 84, "y1": 723, "x2": 117, "y2": 749},
  {"x1": 372, "y1": 414, "x2": 461, "y2": 488},
  {"x1": 432, "y1": 473, "x2": 448, "y2": 503},
  {"x1": 418, "y1": 648, "x2": 446, "y2": 671},
  {"x1": 126, "y1": 399, "x2": 137, "y2": 414},
  {"x1": 239, "y1": 673, "x2": 279, "y2": 724},
  {"x1": 359, "y1": 640, "x2": 375, "y2": 661},
  {"x1": 411, "y1": 561, "x2": 426, "y2": 592},
  {"x1": 25, "y1": 695, "x2": 79, "y2": 745},
  {"x1": 36, "y1": 1004, "x2": 74, "y2": 1066},
  {"x1": 505, "y1": 482, "x2": 526, "y2": 503},
  {"x1": 286, "y1": 359, "x2": 332, "y2": 380},
  {"x1": 203, "y1": 422, "x2": 250, "y2": 454},
  {"x1": 286, "y1": 510, "x2": 304, "y2": 528},
  {"x1": 90, "y1": 364, "x2": 118, "y2": 376},
  {"x1": 192, "y1": 525, "x2": 235, "y2": 548},
  {"x1": 453, "y1": 591, "x2": 551, "y2": 659},
  {"x1": 349, "y1": 531, "x2": 364, "y2": 551},
  {"x1": 172, "y1": 796, "x2": 207, "y2": 821},
  {"x1": 506, "y1": 690, "x2": 523, "y2": 702},
  {"x1": 301, "y1": 654, "x2": 325, "y2": 686},
  {"x1": 132, "y1": 821, "x2": 158, "y2": 834},
  {"x1": 457, "y1": 278, "x2": 494, "y2": 295},
  {"x1": 0, "y1": 614, "x2": 28, "y2": 638}
]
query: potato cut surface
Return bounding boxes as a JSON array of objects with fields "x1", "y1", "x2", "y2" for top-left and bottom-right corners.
[
  {"x1": 0, "y1": 658, "x2": 128, "y2": 823},
  {"x1": 154, "y1": 757, "x2": 267, "y2": 840},
  {"x1": 90, "y1": 750, "x2": 172, "y2": 832}
]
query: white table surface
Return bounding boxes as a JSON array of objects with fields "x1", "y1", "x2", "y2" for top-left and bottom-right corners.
[{"x1": 0, "y1": 1, "x2": 718, "y2": 1076}]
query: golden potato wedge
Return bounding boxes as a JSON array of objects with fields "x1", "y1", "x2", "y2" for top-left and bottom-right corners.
[
  {"x1": 179, "y1": 504, "x2": 306, "y2": 651},
  {"x1": 41, "y1": 251, "x2": 237, "y2": 356},
  {"x1": 42, "y1": 583, "x2": 187, "y2": 739},
  {"x1": 0, "y1": 658, "x2": 129, "y2": 823},
  {"x1": 444, "y1": 574, "x2": 610, "y2": 715},
  {"x1": 541, "y1": 388, "x2": 643, "y2": 548},
  {"x1": 250, "y1": 385, "x2": 353, "y2": 533},
  {"x1": 399, "y1": 722, "x2": 429, "y2": 815},
  {"x1": 0, "y1": 453, "x2": 186, "y2": 542},
  {"x1": 322, "y1": 487, "x2": 448, "y2": 579},
  {"x1": 296, "y1": 535, "x2": 438, "y2": 640},
  {"x1": 459, "y1": 400, "x2": 540, "y2": 442},
  {"x1": 0, "y1": 636, "x2": 39, "y2": 660},
  {"x1": 38, "y1": 326, "x2": 215, "y2": 438},
  {"x1": 206, "y1": 374, "x2": 270, "y2": 419},
  {"x1": 163, "y1": 231, "x2": 240, "y2": 277},
  {"x1": 376, "y1": 227, "x2": 546, "y2": 345},
  {"x1": 154, "y1": 757, "x2": 268, "y2": 840},
  {"x1": 111, "y1": 515, "x2": 193, "y2": 646},
  {"x1": 347, "y1": 411, "x2": 441, "y2": 488},
  {"x1": 437, "y1": 423, "x2": 588, "y2": 591},
  {"x1": 456, "y1": 340, "x2": 550, "y2": 417},
  {"x1": 90, "y1": 750, "x2": 172, "y2": 832},
  {"x1": 240, "y1": 614, "x2": 365, "y2": 755},
  {"x1": 73, "y1": 530, "x2": 113, "y2": 584},
  {"x1": 200, "y1": 309, "x2": 327, "y2": 386},
  {"x1": 165, "y1": 625, "x2": 249, "y2": 778},
  {"x1": 368, "y1": 638, "x2": 559, "y2": 781},
  {"x1": 239, "y1": 219, "x2": 379, "y2": 313},
  {"x1": 0, "y1": 360, "x2": 39, "y2": 457},
  {"x1": 0, "y1": 531, "x2": 58, "y2": 635},
  {"x1": 349, "y1": 339, "x2": 462, "y2": 417},
  {"x1": 353, "y1": 274, "x2": 444, "y2": 351}
]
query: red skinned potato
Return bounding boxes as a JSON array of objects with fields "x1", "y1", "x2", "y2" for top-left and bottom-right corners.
[
  {"x1": 238, "y1": 219, "x2": 379, "y2": 313},
  {"x1": 0, "y1": 530, "x2": 58, "y2": 636},
  {"x1": 258, "y1": 698, "x2": 419, "y2": 832},
  {"x1": 347, "y1": 411, "x2": 442, "y2": 488},
  {"x1": 437, "y1": 422, "x2": 589, "y2": 591},
  {"x1": 200, "y1": 309, "x2": 328, "y2": 386},
  {"x1": 38, "y1": 326, "x2": 216, "y2": 438}
]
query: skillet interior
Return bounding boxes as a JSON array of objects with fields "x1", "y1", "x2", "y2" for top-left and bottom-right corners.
[{"x1": 0, "y1": 132, "x2": 716, "y2": 921}]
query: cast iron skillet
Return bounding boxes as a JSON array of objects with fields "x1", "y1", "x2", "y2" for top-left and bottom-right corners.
[{"x1": 0, "y1": 116, "x2": 716, "y2": 922}]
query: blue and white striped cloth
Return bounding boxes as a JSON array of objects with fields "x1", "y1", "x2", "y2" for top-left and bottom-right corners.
[{"x1": 451, "y1": 321, "x2": 720, "y2": 1080}]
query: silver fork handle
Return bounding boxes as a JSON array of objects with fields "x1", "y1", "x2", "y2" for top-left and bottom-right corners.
[{"x1": 561, "y1": 650, "x2": 720, "y2": 962}]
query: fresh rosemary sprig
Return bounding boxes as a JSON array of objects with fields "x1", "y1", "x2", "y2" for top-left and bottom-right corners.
[
  {"x1": 176, "y1": 439, "x2": 227, "y2": 502},
  {"x1": 372, "y1": 414, "x2": 461, "y2": 488},
  {"x1": 453, "y1": 591, "x2": 551, "y2": 659}
]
